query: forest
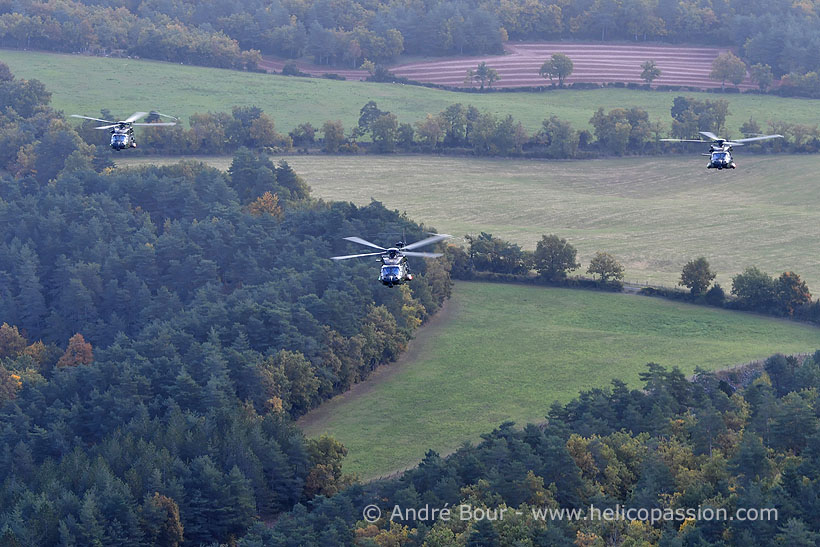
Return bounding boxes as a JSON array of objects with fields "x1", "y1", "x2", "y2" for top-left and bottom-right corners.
[
  {"x1": 2, "y1": 0, "x2": 820, "y2": 82},
  {"x1": 4, "y1": 22, "x2": 820, "y2": 544},
  {"x1": 252, "y1": 354, "x2": 820, "y2": 546},
  {"x1": 0, "y1": 63, "x2": 452, "y2": 544}
]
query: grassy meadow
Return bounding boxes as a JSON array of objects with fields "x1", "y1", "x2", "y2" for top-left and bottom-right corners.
[
  {"x1": 118, "y1": 154, "x2": 820, "y2": 289},
  {"x1": 4, "y1": 49, "x2": 820, "y2": 134},
  {"x1": 300, "y1": 282, "x2": 820, "y2": 479}
]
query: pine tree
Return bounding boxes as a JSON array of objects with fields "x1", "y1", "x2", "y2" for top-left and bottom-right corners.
[
  {"x1": 466, "y1": 518, "x2": 499, "y2": 546},
  {"x1": 15, "y1": 244, "x2": 47, "y2": 333}
]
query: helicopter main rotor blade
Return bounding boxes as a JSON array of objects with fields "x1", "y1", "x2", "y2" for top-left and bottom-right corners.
[
  {"x1": 403, "y1": 233, "x2": 452, "y2": 251},
  {"x1": 132, "y1": 122, "x2": 177, "y2": 126},
  {"x1": 94, "y1": 124, "x2": 119, "y2": 129},
  {"x1": 403, "y1": 251, "x2": 443, "y2": 258},
  {"x1": 123, "y1": 112, "x2": 149, "y2": 124},
  {"x1": 729, "y1": 134, "x2": 783, "y2": 144},
  {"x1": 71, "y1": 114, "x2": 115, "y2": 123},
  {"x1": 342, "y1": 236, "x2": 386, "y2": 250},
  {"x1": 330, "y1": 251, "x2": 385, "y2": 260},
  {"x1": 659, "y1": 138, "x2": 706, "y2": 143},
  {"x1": 150, "y1": 111, "x2": 179, "y2": 121},
  {"x1": 699, "y1": 131, "x2": 720, "y2": 141}
]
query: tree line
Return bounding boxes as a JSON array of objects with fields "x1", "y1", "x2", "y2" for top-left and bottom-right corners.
[
  {"x1": 667, "y1": 257, "x2": 819, "y2": 323},
  {"x1": 444, "y1": 231, "x2": 820, "y2": 325},
  {"x1": 0, "y1": 0, "x2": 261, "y2": 70},
  {"x1": 5, "y1": 0, "x2": 820, "y2": 89},
  {"x1": 252, "y1": 352, "x2": 820, "y2": 545},
  {"x1": 65, "y1": 97, "x2": 820, "y2": 162}
]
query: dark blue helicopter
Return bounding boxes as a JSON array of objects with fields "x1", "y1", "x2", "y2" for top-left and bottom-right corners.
[
  {"x1": 661, "y1": 131, "x2": 782, "y2": 169},
  {"x1": 331, "y1": 233, "x2": 451, "y2": 287},
  {"x1": 71, "y1": 111, "x2": 177, "y2": 150}
]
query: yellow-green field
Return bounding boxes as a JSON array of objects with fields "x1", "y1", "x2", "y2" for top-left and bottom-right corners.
[
  {"x1": 117, "y1": 154, "x2": 820, "y2": 289},
  {"x1": 299, "y1": 282, "x2": 820, "y2": 479},
  {"x1": 4, "y1": 49, "x2": 820, "y2": 134}
]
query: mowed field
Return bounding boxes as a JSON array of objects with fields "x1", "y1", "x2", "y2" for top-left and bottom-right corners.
[
  {"x1": 118, "y1": 154, "x2": 820, "y2": 289},
  {"x1": 261, "y1": 42, "x2": 751, "y2": 89},
  {"x1": 390, "y1": 42, "x2": 755, "y2": 89},
  {"x1": 3, "y1": 49, "x2": 818, "y2": 136},
  {"x1": 300, "y1": 282, "x2": 820, "y2": 479}
]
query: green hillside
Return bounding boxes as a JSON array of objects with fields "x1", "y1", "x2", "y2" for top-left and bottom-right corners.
[
  {"x1": 300, "y1": 282, "x2": 820, "y2": 479},
  {"x1": 3, "y1": 49, "x2": 820, "y2": 134}
]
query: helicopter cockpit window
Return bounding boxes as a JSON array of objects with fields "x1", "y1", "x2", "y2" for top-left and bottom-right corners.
[
  {"x1": 382, "y1": 266, "x2": 401, "y2": 277},
  {"x1": 713, "y1": 152, "x2": 728, "y2": 160},
  {"x1": 112, "y1": 134, "x2": 126, "y2": 142}
]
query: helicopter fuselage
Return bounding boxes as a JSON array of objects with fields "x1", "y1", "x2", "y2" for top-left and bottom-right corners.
[
  {"x1": 379, "y1": 250, "x2": 413, "y2": 287},
  {"x1": 706, "y1": 147, "x2": 736, "y2": 169},
  {"x1": 110, "y1": 126, "x2": 136, "y2": 150}
]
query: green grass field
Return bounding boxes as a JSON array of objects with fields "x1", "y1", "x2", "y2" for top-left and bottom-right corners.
[
  {"x1": 300, "y1": 282, "x2": 820, "y2": 479},
  {"x1": 117, "y1": 154, "x2": 820, "y2": 289},
  {"x1": 3, "y1": 49, "x2": 820, "y2": 134}
]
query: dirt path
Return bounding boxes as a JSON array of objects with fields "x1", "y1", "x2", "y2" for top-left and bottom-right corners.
[{"x1": 296, "y1": 295, "x2": 460, "y2": 431}]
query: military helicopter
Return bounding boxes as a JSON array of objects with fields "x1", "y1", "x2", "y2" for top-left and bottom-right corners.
[
  {"x1": 661, "y1": 131, "x2": 782, "y2": 169},
  {"x1": 331, "y1": 233, "x2": 452, "y2": 287},
  {"x1": 70, "y1": 111, "x2": 178, "y2": 150}
]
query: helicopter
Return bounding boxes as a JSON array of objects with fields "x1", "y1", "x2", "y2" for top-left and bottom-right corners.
[
  {"x1": 70, "y1": 111, "x2": 178, "y2": 150},
  {"x1": 331, "y1": 233, "x2": 452, "y2": 287},
  {"x1": 660, "y1": 131, "x2": 783, "y2": 169}
]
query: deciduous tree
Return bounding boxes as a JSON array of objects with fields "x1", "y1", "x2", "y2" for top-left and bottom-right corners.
[
  {"x1": 587, "y1": 252, "x2": 625, "y2": 283},
  {"x1": 732, "y1": 267, "x2": 777, "y2": 312},
  {"x1": 466, "y1": 62, "x2": 500, "y2": 90},
  {"x1": 322, "y1": 120, "x2": 346, "y2": 153},
  {"x1": 640, "y1": 60, "x2": 661, "y2": 85},
  {"x1": 540, "y1": 53, "x2": 574, "y2": 86},
  {"x1": 534, "y1": 235, "x2": 580, "y2": 280},
  {"x1": 0, "y1": 323, "x2": 26, "y2": 358},
  {"x1": 710, "y1": 52, "x2": 747, "y2": 90},
  {"x1": 777, "y1": 271, "x2": 811, "y2": 316},
  {"x1": 750, "y1": 63, "x2": 773, "y2": 91},
  {"x1": 56, "y1": 333, "x2": 94, "y2": 367},
  {"x1": 247, "y1": 192, "x2": 283, "y2": 218},
  {"x1": 679, "y1": 257, "x2": 715, "y2": 296}
]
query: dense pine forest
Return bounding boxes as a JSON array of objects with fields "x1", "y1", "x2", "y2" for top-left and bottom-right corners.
[
  {"x1": 261, "y1": 355, "x2": 820, "y2": 546},
  {"x1": 0, "y1": 65, "x2": 451, "y2": 544},
  {"x1": 4, "y1": 29, "x2": 820, "y2": 546}
]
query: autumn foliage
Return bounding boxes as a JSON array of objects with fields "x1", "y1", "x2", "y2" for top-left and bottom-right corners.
[
  {"x1": 56, "y1": 333, "x2": 94, "y2": 368},
  {"x1": 247, "y1": 191, "x2": 283, "y2": 218},
  {"x1": 0, "y1": 323, "x2": 26, "y2": 358}
]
